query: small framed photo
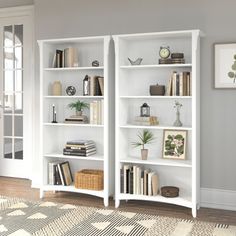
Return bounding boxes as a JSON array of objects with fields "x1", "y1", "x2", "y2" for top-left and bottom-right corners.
[
  {"x1": 215, "y1": 43, "x2": 236, "y2": 88},
  {"x1": 162, "y1": 130, "x2": 187, "y2": 160}
]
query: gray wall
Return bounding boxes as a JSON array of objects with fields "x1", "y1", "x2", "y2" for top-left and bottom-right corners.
[
  {"x1": 0, "y1": 0, "x2": 33, "y2": 8},
  {"x1": 32, "y1": 0, "x2": 236, "y2": 191}
]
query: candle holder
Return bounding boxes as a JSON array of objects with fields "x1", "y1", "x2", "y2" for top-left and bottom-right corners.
[{"x1": 52, "y1": 104, "x2": 58, "y2": 123}]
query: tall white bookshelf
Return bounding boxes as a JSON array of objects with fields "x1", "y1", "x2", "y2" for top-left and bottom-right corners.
[
  {"x1": 38, "y1": 36, "x2": 114, "y2": 206},
  {"x1": 113, "y1": 30, "x2": 201, "y2": 217}
]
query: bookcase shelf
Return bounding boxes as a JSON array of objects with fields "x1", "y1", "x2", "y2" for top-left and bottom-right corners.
[
  {"x1": 43, "y1": 184, "x2": 104, "y2": 198},
  {"x1": 44, "y1": 153, "x2": 104, "y2": 162},
  {"x1": 120, "y1": 156, "x2": 192, "y2": 168},
  {"x1": 44, "y1": 96, "x2": 104, "y2": 99},
  {"x1": 120, "y1": 64, "x2": 192, "y2": 69},
  {"x1": 118, "y1": 193, "x2": 192, "y2": 208},
  {"x1": 43, "y1": 123, "x2": 104, "y2": 128},
  {"x1": 114, "y1": 30, "x2": 201, "y2": 217},
  {"x1": 119, "y1": 125, "x2": 192, "y2": 131},
  {"x1": 38, "y1": 36, "x2": 114, "y2": 207},
  {"x1": 44, "y1": 66, "x2": 104, "y2": 71},
  {"x1": 120, "y1": 96, "x2": 192, "y2": 99}
]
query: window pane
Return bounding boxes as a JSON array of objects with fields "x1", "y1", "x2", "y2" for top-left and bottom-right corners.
[
  {"x1": 4, "y1": 94, "x2": 13, "y2": 113},
  {"x1": 14, "y1": 116, "x2": 23, "y2": 137},
  {"x1": 14, "y1": 139, "x2": 23, "y2": 160},
  {"x1": 15, "y1": 47, "x2": 22, "y2": 69},
  {"x1": 4, "y1": 70, "x2": 14, "y2": 91},
  {"x1": 15, "y1": 93, "x2": 23, "y2": 113},
  {"x1": 4, "y1": 115, "x2": 12, "y2": 136},
  {"x1": 4, "y1": 47, "x2": 14, "y2": 69},
  {"x1": 14, "y1": 25, "x2": 23, "y2": 46},
  {"x1": 4, "y1": 138, "x2": 12, "y2": 159},
  {"x1": 15, "y1": 70, "x2": 23, "y2": 92},
  {"x1": 4, "y1": 25, "x2": 13, "y2": 47}
]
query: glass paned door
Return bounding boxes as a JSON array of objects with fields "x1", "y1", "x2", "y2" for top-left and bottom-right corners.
[
  {"x1": 3, "y1": 24, "x2": 24, "y2": 160},
  {"x1": 0, "y1": 12, "x2": 33, "y2": 179}
]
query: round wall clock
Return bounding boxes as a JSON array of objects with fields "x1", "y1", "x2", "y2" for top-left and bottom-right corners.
[
  {"x1": 159, "y1": 46, "x2": 170, "y2": 59},
  {"x1": 66, "y1": 86, "x2": 76, "y2": 96}
]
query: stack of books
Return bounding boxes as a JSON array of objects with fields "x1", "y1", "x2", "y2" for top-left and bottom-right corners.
[
  {"x1": 134, "y1": 116, "x2": 159, "y2": 126},
  {"x1": 63, "y1": 140, "x2": 96, "y2": 157},
  {"x1": 166, "y1": 71, "x2": 191, "y2": 96},
  {"x1": 90, "y1": 100, "x2": 104, "y2": 125},
  {"x1": 120, "y1": 165, "x2": 159, "y2": 196},
  {"x1": 64, "y1": 115, "x2": 88, "y2": 124},
  {"x1": 48, "y1": 161, "x2": 73, "y2": 186}
]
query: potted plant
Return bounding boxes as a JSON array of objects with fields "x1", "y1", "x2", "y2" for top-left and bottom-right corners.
[
  {"x1": 132, "y1": 129, "x2": 155, "y2": 160},
  {"x1": 68, "y1": 100, "x2": 89, "y2": 116}
]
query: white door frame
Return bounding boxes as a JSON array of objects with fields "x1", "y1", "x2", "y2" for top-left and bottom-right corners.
[{"x1": 0, "y1": 5, "x2": 34, "y2": 179}]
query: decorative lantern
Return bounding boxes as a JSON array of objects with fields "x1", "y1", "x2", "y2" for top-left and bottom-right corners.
[{"x1": 140, "y1": 103, "x2": 150, "y2": 117}]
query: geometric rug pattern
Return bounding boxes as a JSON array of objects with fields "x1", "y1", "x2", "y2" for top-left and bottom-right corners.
[{"x1": 0, "y1": 196, "x2": 235, "y2": 236}]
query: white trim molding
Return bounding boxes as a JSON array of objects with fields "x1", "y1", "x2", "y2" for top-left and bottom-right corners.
[
  {"x1": 0, "y1": 5, "x2": 34, "y2": 18},
  {"x1": 201, "y1": 188, "x2": 236, "y2": 211}
]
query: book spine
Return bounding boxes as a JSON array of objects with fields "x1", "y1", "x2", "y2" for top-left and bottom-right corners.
[
  {"x1": 120, "y1": 168, "x2": 124, "y2": 193},
  {"x1": 90, "y1": 102, "x2": 94, "y2": 124},
  {"x1": 129, "y1": 167, "x2": 133, "y2": 194},
  {"x1": 57, "y1": 163, "x2": 65, "y2": 185}
]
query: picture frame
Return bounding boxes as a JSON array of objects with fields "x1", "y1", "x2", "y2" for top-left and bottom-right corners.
[
  {"x1": 215, "y1": 43, "x2": 236, "y2": 88},
  {"x1": 162, "y1": 130, "x2": 187, "y2": 160}
]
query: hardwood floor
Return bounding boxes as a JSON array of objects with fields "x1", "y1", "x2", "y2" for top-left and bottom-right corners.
[{"x1": 0, "y1": 177, "x2": 235, "y2": 225}]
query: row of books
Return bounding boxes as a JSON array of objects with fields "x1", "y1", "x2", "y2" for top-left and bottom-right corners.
[
  {"x1": 166, "y1": 71, "x2": 191, "y2": 96},
  {"x1": 63, "y1": 140, "x2": 96, "y2": 157},
  {"x1": 121, "y1": 165, "x2": 159, "y2": 196},
  {"x1": 52, "y1": 47, "x2": 79, "y2": 68},
  {"x1": 48, "y1": 161, "x2": 73, "y2": 186},
  {"x1": 84, "y1": 75, "x2": 104, "y2": 96},
  {"x1": 90, "y1": 100, "x2": 104, "y2": 125}
]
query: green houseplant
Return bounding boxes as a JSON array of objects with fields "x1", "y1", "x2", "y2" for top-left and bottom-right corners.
[
  {"x1": 68, "y1": 100, "x2": 89, "y2": 116},
  {"x1": 132, "y1": 129, "x2": 155, "y2": 160}
]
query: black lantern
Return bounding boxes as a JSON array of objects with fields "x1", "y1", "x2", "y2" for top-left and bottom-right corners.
[{"x1": 140, "y1": 103, "x2": 150, "y2": 117}]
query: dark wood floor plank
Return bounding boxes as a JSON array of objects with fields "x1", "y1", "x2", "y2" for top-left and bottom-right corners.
[{"x1": 0, "y1": 177, "x2": 235, "y2": 225}]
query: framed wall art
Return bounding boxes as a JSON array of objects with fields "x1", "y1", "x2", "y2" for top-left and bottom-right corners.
[
  {"x1": 162, "y1": 130, "x2": 187, "y2": 160},
  {"x1": 215, "y1": 43, "x2": 236, "y2": 88}
]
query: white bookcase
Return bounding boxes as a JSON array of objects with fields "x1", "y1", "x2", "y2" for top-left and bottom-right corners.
[
  {"x1": 113, "y1": 30, "x2": 201, "y2": 217},
  {"x1": 38, "y1": 36, "x2": 114, "y2": 206}
]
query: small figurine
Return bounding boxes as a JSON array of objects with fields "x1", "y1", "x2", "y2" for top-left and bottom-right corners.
[
  {"x1": 128, "y1": 57, "x2": 143, "y2": 65},
  {"x1": 173, "y1": 101, "x2": 182, "y2": 127},
  {"x1": 92, "y1": 60, "x2": 99, "y2": 67},
  {"x1": 52, "y1": 104, "x2": 58, "y2": 123}
]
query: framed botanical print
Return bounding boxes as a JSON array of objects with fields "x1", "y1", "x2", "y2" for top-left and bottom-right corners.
[
  {"x1": 215, "y1": 43, "x2": 236, "y2": 88},
  {"x1": 162, "y1": 130, "x2": 187, "y2": 160}
]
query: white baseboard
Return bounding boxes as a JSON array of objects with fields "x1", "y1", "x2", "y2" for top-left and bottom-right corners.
[{"x1": 201, "y1": 188, "x2": 236, "y2": 211}]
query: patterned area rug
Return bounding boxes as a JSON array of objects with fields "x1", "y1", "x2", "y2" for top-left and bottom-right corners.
[{"x1": 0, "y1": 196, "x2": 235, "y2": 236}]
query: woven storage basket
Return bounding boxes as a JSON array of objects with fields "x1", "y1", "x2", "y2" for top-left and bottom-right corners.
[{"x1": 74, "y1": 169, "x2": 104, "y2": 190}]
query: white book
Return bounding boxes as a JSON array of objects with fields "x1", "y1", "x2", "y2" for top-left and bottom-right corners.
[
  {"x1": 90, "y1": 102, "x2": 94, "y2": 124},
  {"x1": 137, "y1": 167, "x2": 141, "y2": 195},
  {"x1": 101, "y1": 99, "x2": 104, "y2": 125},
  {"x1": 148, "y1": 172, "x2": 155, "y2": 196},
  {"x1": 97, "y1": 101, "x2": 101, "y2": 125},
  {"x1": 93, "y1": 101, "x2": 98, "y2": 124},
  {"x1": 179, "y1": 72, "x2": 183, "y2": 96},
  {"x1": 141, "y1": 177, "x2": 144, "y2": 195}
]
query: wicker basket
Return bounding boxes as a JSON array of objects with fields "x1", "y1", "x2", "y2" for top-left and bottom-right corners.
[{"x1": 74, "y1": 169, "x2": 104, "y2": 191}]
